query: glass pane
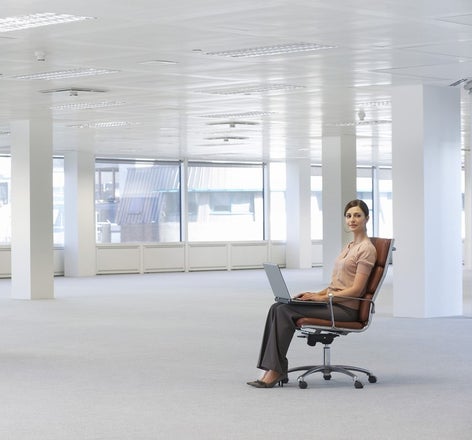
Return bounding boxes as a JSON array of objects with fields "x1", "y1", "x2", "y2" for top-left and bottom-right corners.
[
  {"x1": 187, "y1": 163, "x2": 263, "y2": 241},
  {"x1": 53, "y1": 158, "x2": 64, "y2": 245},
  {"x1": 378, "y1": 168, "x2": 393, "y2": 237},
  {"x1": 95, "y1": 161, "x2": 181, "y2": 243},
  {"x1": 0, "y1": 156, "x2": 11, "y2": 244},
  {"x1": 311, "y1": 166, "x2": 322, "y2": 240},
  {"x1": 461, "y1": 167, "x2": 465, "y2": 240},
  {"x1": 357, "y1": 169, "x2": 373, "y2": 236},
  {"x1": 270, "y1": 162, "x2": 286, "y2": 240}
]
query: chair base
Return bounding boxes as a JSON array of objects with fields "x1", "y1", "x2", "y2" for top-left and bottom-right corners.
[{"x1": 287, "y1": 344, "x2": 377, "y2": 389}]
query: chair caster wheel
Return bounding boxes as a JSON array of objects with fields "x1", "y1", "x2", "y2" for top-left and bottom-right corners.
[
  {"x1": 368, "y1": 375, "x2": 377, "y2": 383},
  {"x1": 354, "y1": 380, "x2": 364, "y2": 389},
  {"x1": 323, "y1": 374, "x2": 332, "y2": 380},
  {"x1": 281, "y1": 377, "x2": 289, "y2": 385},
  {"x1": 298, "y1": 380, "x2": 308, "y2": 389}
]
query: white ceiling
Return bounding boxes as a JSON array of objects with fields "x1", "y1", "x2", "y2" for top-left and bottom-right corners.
[{"x1": 1, "y1": 0, "x2": 472, "y2": 166}]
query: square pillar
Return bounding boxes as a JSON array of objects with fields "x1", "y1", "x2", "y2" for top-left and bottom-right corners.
[
  {"x1": 322, "y1": 134, "x2": 357, "y2": 282},
  {"x1": 11, "y1": 119, "x2": 54, "y2": 299},
  {"x1": 285, "y1": 159, "x2": 312, "y2": 268},
  {"x1": 392, "y1": 85, "x2": 462, "y2": 317},
  {"x1": 64, "y1": 149, "x2": 97, "y2": 276}
]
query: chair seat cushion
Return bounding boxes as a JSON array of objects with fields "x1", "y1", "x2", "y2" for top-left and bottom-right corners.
[{"x1": 296, "y1": 317, "x2": 366, "y2": 330}]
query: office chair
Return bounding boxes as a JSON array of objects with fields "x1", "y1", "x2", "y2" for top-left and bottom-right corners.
[{"x1": 288, "y1": 237, "x2": 394, "y2": 389}]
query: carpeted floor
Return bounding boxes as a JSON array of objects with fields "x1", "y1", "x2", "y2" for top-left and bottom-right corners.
[{"x1": 0, "y1": 268, "x2": 471, "y2": 439}]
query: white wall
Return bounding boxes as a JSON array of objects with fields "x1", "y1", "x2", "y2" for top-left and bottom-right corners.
[{"x1": 0, "y1": 241, "x2": 324, "y2": 277}]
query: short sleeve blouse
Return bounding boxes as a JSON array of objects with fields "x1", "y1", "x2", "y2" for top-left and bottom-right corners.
[{"x1": 328, "y1": 238, "x2": 377, "y2": 310}]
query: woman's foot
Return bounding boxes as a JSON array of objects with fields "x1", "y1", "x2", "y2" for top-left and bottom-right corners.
[
  {"x1": 247, "y1": 370, "x2": 286, "y2": 388},
  {"x1": 262, "y1": 370, "x2": 282, "y2": 384}
]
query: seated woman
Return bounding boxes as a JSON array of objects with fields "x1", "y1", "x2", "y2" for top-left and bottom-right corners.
[{"x1": 247, "y1": 199, "x2": 377, "y2": 388}]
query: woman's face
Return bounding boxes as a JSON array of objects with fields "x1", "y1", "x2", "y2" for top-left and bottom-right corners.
[{"x1": 345, "y1": 206, "x2": 368, "y2": 233}]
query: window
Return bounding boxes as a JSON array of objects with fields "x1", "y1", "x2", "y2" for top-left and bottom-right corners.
[
  {"x1": 377, "y1": 167, "x2": 393, "y2": 238},
  {"x1": 187, "y1": 163, "x2": 263, "y2": 241},
  {"x1": 311, "y1": 166, "x2": 322, "y2": 240},
  {"x1": 95, "y1": 160, "x2": 181, "y2": 243},
  {"x1": 357, "y1": 167, "x2": 374, "y2": 236},
  {"x1": 269, "y1": 162, "x2": 286, "y2": 240},
  {"x1": 53, "y1": 158, "x2": 64, "y2": 245},
  {"x1": 0, "y1": 156, "x2": 11, "y2": 244},
  {"x1": 357, "y1": 166, "x2": 393, "y2": 237},
  {"x1": 0, "y1": 156, "x2": 64, "y2": 245}
]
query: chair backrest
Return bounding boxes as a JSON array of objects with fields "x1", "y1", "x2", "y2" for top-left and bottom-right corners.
[
  {"x1": 357, "y1": 237, "x2": 394, "y2": 325},
  {"x1": 297, "y1": 237, "x2": 394, "y2": 331}
]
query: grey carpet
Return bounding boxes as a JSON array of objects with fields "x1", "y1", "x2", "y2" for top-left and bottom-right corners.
[{"x1": 0, "y1": 268, "x2": 471, "y2": 440}]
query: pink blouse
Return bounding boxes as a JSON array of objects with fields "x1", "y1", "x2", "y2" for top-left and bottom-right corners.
[{"x1": 328, "y1": 238, "x2": 376, "y2": 310}]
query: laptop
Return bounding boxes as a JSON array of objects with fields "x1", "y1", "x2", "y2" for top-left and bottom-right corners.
[{"x1": 263, "y1": 263, "x2": 327, "y2": 306}]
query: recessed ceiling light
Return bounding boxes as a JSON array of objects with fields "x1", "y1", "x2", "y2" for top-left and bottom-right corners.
[
  {"x1": 138, "y1": 59, "x2": 178, "y2": 65},
  {"x1": 0, "y1": 13, "x2": 95, "y2": 32},
  {"x1": 202, "y1": 111, "x2": 276, "y2": 119},
  {"x1": 205, "y1": 136, "x2": 248, "y2": 141},
  {"x1": 206, "y1": 121, "x2": 259, "y2": 127},
  {"x1": 12, "y1": 67, "x2": 119, "y2": 80},
  {"x1": 195, "y1": 83, "x2": 304, "y2": 95},
  {"x1": 357, "y1": 120, "x2": 391, "y2": 126},
  {"x1": 51, "y1": 101, "x2": 125, "y2": 111},
  {"x1": 40, "y1": 87, "x2": 107, "y2": 94},
  {"x1": 205, "y1": 42, "x2": 336, "y2": 58},
  {"x1": 357, "y1": 100, "x2": 391, "y2": 108},
  {"x1": 68, "y1": 121, "x2": 139, "y2": 129},
  {"x1": 325, "y1": 122, "x2": 356, "y2": 127},
  {"x1": 325, "y1": 120, "x2": 391, "y2": 128}
]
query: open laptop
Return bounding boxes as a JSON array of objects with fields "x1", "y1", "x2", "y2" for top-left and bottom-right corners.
[{"x1": 263, "y1": 263, "x2": 327, "y2": 306}]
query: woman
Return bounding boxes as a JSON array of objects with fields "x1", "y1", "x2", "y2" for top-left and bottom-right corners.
[{"x1": 247, "y1": 199, "x2": 377, "y2": 388}]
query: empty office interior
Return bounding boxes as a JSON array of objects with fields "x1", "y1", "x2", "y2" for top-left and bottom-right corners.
[{"x1": 0, "y1": 2, "x2": 471, "y2": 439}]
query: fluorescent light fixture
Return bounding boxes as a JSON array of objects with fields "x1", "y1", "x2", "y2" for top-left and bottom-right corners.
[
  {"x1": 0, "y1": 13, "x2": 95, "y2": 32},
  {"x1": 205, "y1": 42, "x2": 336, "y2": 58},
  {"x1": 68, "y1": 121, "x2": 138, "y2": 129},
  {"x1": 357, "y1": 120, "x2": 391, "y2": 126},
  {"x1": 357, "y1": 100, "x2": 391, "y2": 108},
  {"x1": 195, "y1": 83, "x2": 304, "y2": 95},
  {"x1": 326, "y1": 119, "x2": 391, "y2": 128},
  {"x1": 206, "y1": 121, "x2": 259, "y2": 127},
  {"x1": 12, "y1": 67, "x2": 119, "y2": 80},
  {"x1": 205, "y1": 136, "x2": 248, "y2": 141},
  {"x1": 139, "y1": 59, "x2": 178, "y2": 65},
  {"x1": 202, "y1": 111, "x2": 275, "y2": 119},
  {"x1": 51, "y1": 101, "x2": 125, "y2": 111},
  {"x1": 40, "y1": 87, "x2": 107, "y2": 94}
]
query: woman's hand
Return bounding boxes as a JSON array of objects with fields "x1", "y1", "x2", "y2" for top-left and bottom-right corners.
[{"x1": 296, "y1": 292, "x2": 325, "y2": 301}]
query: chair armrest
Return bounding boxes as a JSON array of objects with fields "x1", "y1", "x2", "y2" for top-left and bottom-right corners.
[
  {"x1": 333, "y1": 295, "x2": 376, "y2": 313},
  {"x1": 296, "y1": 294, "x2": 375, "y2": 332}
]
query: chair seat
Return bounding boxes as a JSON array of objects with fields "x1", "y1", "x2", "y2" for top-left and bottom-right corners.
[{"x1": 298, "y1": 318, "x2": 366, "y2": 330}]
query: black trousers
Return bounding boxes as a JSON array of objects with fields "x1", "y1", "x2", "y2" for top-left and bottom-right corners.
[{"x1": 256, "y1": 302, "x2": 358, "y2": 375}]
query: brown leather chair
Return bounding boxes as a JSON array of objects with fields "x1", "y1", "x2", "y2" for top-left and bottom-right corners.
[{"x1": 288, "y1": 237, "x2": 394, "y2": 389}]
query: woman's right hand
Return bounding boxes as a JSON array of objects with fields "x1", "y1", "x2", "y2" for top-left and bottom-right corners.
[{"x1": 296, "y1": 292, "x2": 319, "y2": 301}]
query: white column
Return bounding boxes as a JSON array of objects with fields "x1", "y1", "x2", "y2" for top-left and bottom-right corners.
[
  {"x1": 321, "y1": 134, "x2": 357, "y2": 282},
  {"x1": 392, "y1": 85, "x2": 462, "y2": 317},
  {"x1": 10, "y1": 119, "x2": 54, "y2": 299},
  {"x1": 285, "y1": 159, "x2": 312, "y2": 269},
  {"x1": 464, "y1": 125, "x2": 472, "y2": 269},
  {"x1": 64, "y1": 150, "x2": 97, "y2": 276}
]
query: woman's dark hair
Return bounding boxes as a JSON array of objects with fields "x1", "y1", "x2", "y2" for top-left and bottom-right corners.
[{"x1": 344, "y1": 199, "x2": 370, "y2": 218}]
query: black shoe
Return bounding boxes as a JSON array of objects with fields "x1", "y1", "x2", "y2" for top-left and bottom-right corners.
[{"x1": 247, "y1": 375, "x2": 286, "y2": 388}]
